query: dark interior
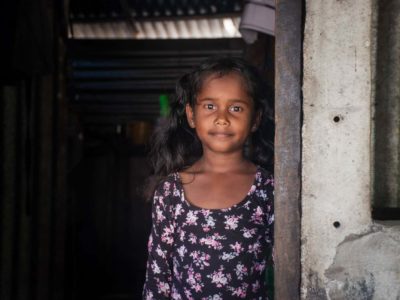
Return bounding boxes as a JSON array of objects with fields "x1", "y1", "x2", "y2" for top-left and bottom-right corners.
[
  {"x1": 67, "y1": 38, "x2": 251, "y2": 299},
  {"x1": 0, "y1": 1, "x2": 275, "y2": 299}
]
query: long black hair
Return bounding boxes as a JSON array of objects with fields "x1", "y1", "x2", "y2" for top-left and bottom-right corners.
[{"x1": 145, "y1": 56, "x2": 274, "y2": 198}]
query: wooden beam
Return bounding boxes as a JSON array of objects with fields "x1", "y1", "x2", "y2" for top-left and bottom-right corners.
[{"x1": 274, "y1": 0, "x2": 302, "y2": 299}]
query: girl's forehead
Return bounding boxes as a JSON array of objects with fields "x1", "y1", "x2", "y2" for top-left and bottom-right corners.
[{"x1": 199, "y1": 72, "x2": 249, "y2": 93}]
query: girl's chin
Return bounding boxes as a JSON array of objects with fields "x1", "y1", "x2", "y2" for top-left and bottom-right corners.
[{"x1": 201, "y1": 144, "x2": 244, "y2": 155}]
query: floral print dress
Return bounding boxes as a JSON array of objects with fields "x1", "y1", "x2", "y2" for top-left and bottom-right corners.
[{"x1": 143, "y1": 166, "x2": 274, "y2": 300}]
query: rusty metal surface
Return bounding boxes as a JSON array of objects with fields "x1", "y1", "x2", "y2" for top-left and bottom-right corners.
[{"x1": 274, "y1": 0, "x2": 302, "y2": 299}]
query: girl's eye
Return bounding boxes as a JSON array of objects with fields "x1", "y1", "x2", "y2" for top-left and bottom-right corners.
[
  {"x1": 229, "y1": 106, "x2": 243, "y2": 112},
  {"x1": 204, "y1": 104, "x2": 216, "y2": 110}
]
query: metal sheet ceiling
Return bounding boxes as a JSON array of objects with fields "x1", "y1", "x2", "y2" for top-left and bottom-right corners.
[
  {"x1": 68, "y1": 0, "x2": 243, "y2": 39},
  {"x1": 69, "y1": 16, "x2": 241, "y2": 39},
  {"x1": 70, "y1": 0, "x2": 243, "y2": 20}
]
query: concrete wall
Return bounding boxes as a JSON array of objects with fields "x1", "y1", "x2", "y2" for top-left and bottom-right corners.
[{"x1": 302, "y1": 0, "x2": 400, "y2": 299}]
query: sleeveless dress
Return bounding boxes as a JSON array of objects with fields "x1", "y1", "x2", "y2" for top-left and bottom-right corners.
[{"x1": 143, "y1": 166, "x2": 274, "y2": 300}]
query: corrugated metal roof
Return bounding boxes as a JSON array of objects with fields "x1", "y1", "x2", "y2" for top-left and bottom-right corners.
[
  {"x1": 68, "y1": 0, "x2": 244, "y2": 39},
  {"x1": 69, "y1": 16, "x2": 241, "y2": 39},
  {"x1": 69, "y1": 0, "x2": 243, "y2": 20}
]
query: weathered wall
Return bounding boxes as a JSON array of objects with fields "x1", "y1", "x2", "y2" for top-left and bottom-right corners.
[{"x1": 302, "y1": 0, "x2": 400, "y2": 299}]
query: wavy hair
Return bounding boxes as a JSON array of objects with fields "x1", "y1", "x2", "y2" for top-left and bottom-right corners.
[{"x1": 145, "y1": 56, "x2": 274, "y2": 198}]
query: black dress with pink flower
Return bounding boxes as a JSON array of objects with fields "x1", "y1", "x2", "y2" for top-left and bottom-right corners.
[{"x1": 143, "y1": 167, "x2": 274, "y2": 300}]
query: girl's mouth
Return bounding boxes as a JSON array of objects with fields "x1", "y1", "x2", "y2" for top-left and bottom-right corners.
[{"x1": 209, "y1": 132, "x2": 234, "y2": 138}]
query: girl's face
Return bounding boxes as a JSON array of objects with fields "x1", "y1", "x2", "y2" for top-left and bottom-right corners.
[{"x1": 186, "y1": 72, "x2": 260, "y2": 155}]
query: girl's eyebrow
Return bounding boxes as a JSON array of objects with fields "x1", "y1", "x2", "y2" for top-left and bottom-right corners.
[
  {"x1": 197, "y1": 97, "x2": 250, "y2": 105},
  {"x1": 197, "y1": 97, "x2": 215, "y2": 102},
  {"x1": 229, "y1": 99, "x2": 251, "y2": 105}
]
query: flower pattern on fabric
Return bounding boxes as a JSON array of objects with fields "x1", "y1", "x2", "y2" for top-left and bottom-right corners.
[{"x1": 143, "y1": 167, "x2": 274, "y2": 300}]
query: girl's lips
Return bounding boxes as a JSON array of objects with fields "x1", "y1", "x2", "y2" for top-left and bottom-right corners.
[{"x1": 209, "y1": 132, "x2": 234, "y2": 137}]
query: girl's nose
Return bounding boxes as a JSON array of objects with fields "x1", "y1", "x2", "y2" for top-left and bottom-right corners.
[{"x1": 214, "y1": 111, "x2": 230, "y2": 126}]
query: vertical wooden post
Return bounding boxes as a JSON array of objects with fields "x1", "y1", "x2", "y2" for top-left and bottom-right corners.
[{"x1": 274, "y1": 0, "x2": 302, "y2": 299}]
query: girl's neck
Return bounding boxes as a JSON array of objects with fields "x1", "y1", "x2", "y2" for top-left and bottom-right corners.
[{"x1": 195, "y1": 151, "x2": 253, "y2": 174}]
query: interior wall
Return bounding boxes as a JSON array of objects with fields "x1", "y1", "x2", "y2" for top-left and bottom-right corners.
[
  {"x1": 302, "y1": 0, "x2": 400, "y2": 299},
  {"x1": 0, "y1": 2, "x2": 68, "y2": 298},
  {"x1": 0, "y1": 76, "x2": 68, "y2": 300}
]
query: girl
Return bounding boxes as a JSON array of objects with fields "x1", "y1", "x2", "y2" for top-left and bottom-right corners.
[{"x1": 143, "y1": 57, "x2": 274, "y2": 300}]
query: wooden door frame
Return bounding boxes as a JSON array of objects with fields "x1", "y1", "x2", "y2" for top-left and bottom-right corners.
[{"x1": 274, "y1": 0, "x2": 303, "y2": 299}]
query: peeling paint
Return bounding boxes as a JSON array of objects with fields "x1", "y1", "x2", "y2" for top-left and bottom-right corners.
[
  {"x1": 306, "y1": 271, "x2": 328, "y2": 300},
  {"x1": 325, "y1": 226, "x2": 400, "y2": 299},
  {"x1": 327, "y1": 275, "x2": 375, "y2": 300}
]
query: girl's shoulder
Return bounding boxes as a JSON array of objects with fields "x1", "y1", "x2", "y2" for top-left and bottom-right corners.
[
  {"x1": 253, "y1": 167, "x2": 274, "y2": 209},
  {"x1": 153, "y1": 173, "x2": 182, "y2": 202},
  {"x1": 256, "y1": 166, "x2": 274, "y2": 187}
]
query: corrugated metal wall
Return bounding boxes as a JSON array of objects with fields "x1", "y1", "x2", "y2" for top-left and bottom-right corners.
[
  {"x1": 0, "y1": 75, "x2": 68, "y2": 300},
  {"x1": 67, "y1": 39, "x2": 244, "y2": 125}
]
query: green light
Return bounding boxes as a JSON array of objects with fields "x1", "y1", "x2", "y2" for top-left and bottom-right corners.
[{"x1": 159, "y1": 94, "x2": 170, "y2": 117}]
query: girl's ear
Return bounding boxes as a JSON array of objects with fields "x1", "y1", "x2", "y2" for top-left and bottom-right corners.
[
  {"x1": 251, "y1": 110, "x2": 262, "y2": 132},
  {"x1": 185, "y1": 104, "x2": 195, "y2": 128}
]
